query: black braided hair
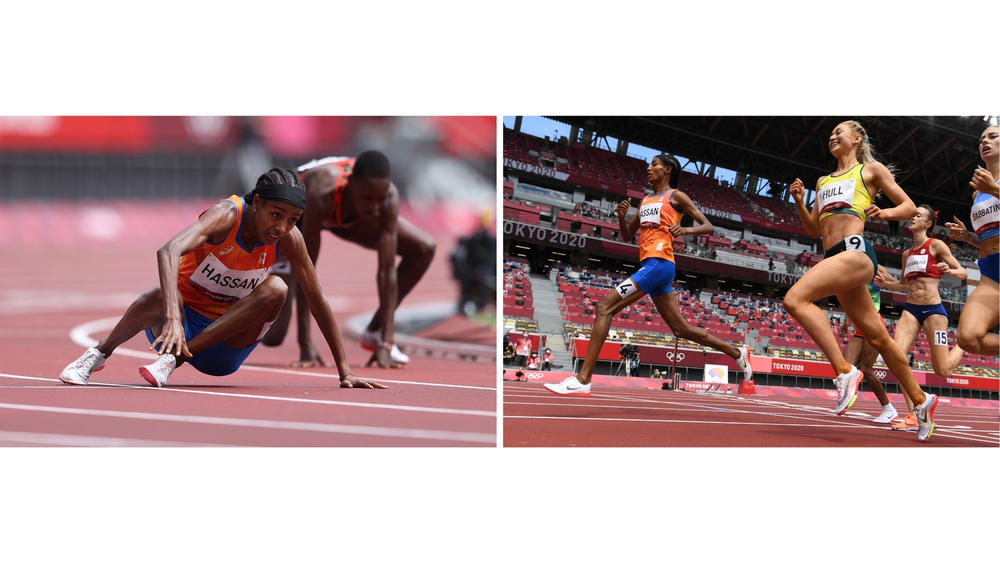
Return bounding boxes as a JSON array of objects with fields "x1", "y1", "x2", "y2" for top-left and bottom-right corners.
[{"x1": 245, "y1": 168, "x2": 305, "y2": 205}]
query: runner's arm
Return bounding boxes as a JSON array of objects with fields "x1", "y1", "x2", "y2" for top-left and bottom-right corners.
[
  {"x1": 970, "y1": 167, "x2": 1000, "y2": 198},
  {"x1": 930, "y1": 239, "x2": 968, "y2": 281},
  {"x1": 945, "y1": 216, "x2": 981, "y2": 248},
  {"x1": 873, "y1": 264, "x2": 907, "y2": 292},
  {"x1": 295, "y1": 172, "x2": 332, "y2": 352},
  {"x1": 617, "y1": 198, "x2": 640, "y2": 242},
  {"x1": 789, "y1": 178, "x2": 820, "y2": 238},
  {"x1": 284, "y1": 226, "x2": 386, "y2": 389},
  {"x1": 376, "y1": 190, "x2": 400, "y2": 345},
  {"x1": 152, "y1": 201, "x2": 237, "y2": 357},
  {"x1": 669, "y1": 190, "x2": 714, "y2": 236},
  {"x1": 863, "y1": 162, "x2": 916, "y2": 222}
]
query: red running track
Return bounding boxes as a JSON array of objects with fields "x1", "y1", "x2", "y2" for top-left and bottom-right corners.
[
  {"x1": 503, "y1": 382, "x2": 999, "y2": 447},
  {"x1": 0, "y1": 210, "x2": 496, "y2": 447}
]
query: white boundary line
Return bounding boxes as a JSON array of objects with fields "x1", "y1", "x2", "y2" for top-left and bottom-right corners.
[
  {"x1": 503, "y1": 387, "x2": 1000, "y2": 445},
  {"x1": 0, "y1": 430, "x2": 226, "y2": 447},
  {"x1": 0, "y1": 402, "x2": 495, "y2": 444},
  {"x1": 0, "y1": 373, "x2": 494, "y2": 418},
  {"x1": 70, "y1": 316, "x2": 495, "y2": 391},
  {"x1": 502, "y1": 415, "x2": 998, "y2": 445}
]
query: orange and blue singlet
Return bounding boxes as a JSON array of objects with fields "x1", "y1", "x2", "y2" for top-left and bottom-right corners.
[
  {"x1": 619, "y1": 189, "x2": 682, "y2": 298},
  {"x1": 146, "y1": 195, "x2": 277, "y2": 376}
]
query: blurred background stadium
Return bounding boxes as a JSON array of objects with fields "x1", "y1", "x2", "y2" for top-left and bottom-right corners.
[
  {"x1": 0, "y1": 116, "x2": 497, "y2": 345},
  {"x1": 502, "y1": 116, "x2": 998, "y2": 400}
]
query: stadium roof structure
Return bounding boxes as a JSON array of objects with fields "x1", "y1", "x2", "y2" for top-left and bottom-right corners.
[{"x1": 548, "y1": 116, "x2": 992, "y2": 220}]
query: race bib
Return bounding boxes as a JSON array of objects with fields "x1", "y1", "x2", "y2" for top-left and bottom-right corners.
[
  {"x1": 615, "y1": 278, "x2": 639, "y2": 299},
  {"x1": 970, "y1": 194, "x2": 1000, "y2": 235},
  {"x1": 818, "y1": 178, "x2": 855, "y2": 214},
  {"x1": 639, "y1": 202, "x2": 663, "y2": 227},
  {"x1": 904, "y1": 253, "x2": 928, "y2": 277},
  {"x1": 933, "y1": 330, "x2": 948, "y2": 346},
  {"x1": 842, "y1": 234, "x2": 867, "y2": 253},
  {"x1": 188, "y1": 253, "x2": 269, "y2": 303}
]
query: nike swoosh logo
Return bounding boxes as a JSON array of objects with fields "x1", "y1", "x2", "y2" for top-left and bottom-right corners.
[{"x1": 219, "y1": 245, "x2": 234, "y2": 256}]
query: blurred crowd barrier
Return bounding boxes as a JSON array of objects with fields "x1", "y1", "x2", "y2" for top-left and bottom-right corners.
[
  {"x1": 0, "y1": 116, "x2": 497, "y2": 248},
  {"x1": 0, "y1": 116, "x2": 496, "y2": 205}
]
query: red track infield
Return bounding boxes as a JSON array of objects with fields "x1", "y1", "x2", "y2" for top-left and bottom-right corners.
[
  {"x1": 503, "y1": 382, "x2": 999, "y2": 447},
  {"x1": 1, "y1": 203, "x2": 496, "y2": 447}
]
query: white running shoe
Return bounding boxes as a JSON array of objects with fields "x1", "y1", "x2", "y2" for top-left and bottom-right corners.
[
  {"x1": 543, "y1": 375, "x2": 591, "y2": 397},
  {"x1": 914, "y1": 393, "x2": 938, "y2": 442},
  {"x1": 139, "y1": 354, "x2": 176, "y2": 388},
  {"x1": 833, "y1": 366, "x2": 862, "y2": 415},
  {"x1": 872, "y1": 403, "x2": 899, "y2": 424},
  {"x1": 737, "y1": 345, "x2": 753, "y2": 381},
  {"x1": 360, "y1": 329, "x2": 410, "y2": 364},
  {"x1": 59, "y1": 347, "x2": 107, "y2": 385}
]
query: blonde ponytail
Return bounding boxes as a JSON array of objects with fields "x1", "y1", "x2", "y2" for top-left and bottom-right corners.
[{"x1": 845, "y1": 120, "x2": 898, "y2": 176}]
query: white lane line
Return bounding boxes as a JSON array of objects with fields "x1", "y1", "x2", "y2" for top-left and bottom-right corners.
[
  {"x1": 0, "y1": 373, "x2": 495, "y2": 418},
  {"x1": 504, "y1": 396, "x2": 998, "y2": 439},
  {"x1": 71, "y1": 317, "x2": 494, "y2": 391},
  {"x1": 0, "y1": 430, "x2": 224, "y2": 447},
  {"x1": 0, "y1": 403, "x2": 496, "y2": 444},
  {"x1": 503, "y1": 415, "x2": 999, "y2": 445}
]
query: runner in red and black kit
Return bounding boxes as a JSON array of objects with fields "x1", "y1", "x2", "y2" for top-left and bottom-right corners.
[{"x1": 262, "y1": 151, "x2": 436, "y2": 368}]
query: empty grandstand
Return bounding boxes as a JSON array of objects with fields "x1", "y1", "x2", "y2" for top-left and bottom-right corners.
[{"x1": 502, "y1": 116, "x2": 998, "y2": 401}]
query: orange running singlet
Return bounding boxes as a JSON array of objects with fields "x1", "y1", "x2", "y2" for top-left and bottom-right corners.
[
  {"x1": 297, "y1": 156, "x2": 357, "y2": 229},
  {"x1": 637, "y1": 189, "x2": 682, "y2": 262},
  {"x1": 177, "y1": 195, "x2": 277, "y2": 319}
]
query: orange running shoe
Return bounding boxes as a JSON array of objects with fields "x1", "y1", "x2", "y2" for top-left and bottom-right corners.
[{"x1": 890, "y1": 414, "x2": 918, "y2": 431}]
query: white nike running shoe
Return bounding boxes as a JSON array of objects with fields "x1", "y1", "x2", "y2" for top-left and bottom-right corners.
[
  {"x1": 361, "y1": 329, "x2": 410, "y2": 363},
  {"x1": 543, "y1": 375, "x2": 591, "y2": 397},
  {"x1": 59, "y1": 347, "x2": 108, "y2": 385},
  {"x1": 139, "y1": 354, "x2": 177, "y2": 388},
  {"x1": 872, "y1": 403, "x2": 899, "y2": 424},
  {"x1": 833, "y1": 366, "x2": 863, "y2": 415},
  {"x1": 914, "y1": 393, "x2": 938, "y2": 442},
  {"x1": 737, "y1": 345, "x2": 753, "y2": 382}
]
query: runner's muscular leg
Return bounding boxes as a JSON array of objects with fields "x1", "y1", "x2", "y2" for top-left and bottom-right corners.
[
  {"x1": 783, "y1": 251, "x2": 873, "y2": 375},
  {"x1": 891, "y1": 311, "x2": 921, "y2": 411},
  {"x1": 182, "y1": 276, "x2": 288, "y2": 362},
  {"x1": 96, "y1": 287, "x2": 172, "y2": 357},
  {"x1": 331, "y1": 218, "x2": 436, "y2": 332},
  {"x1": 856, "y1": 338, "x2": 890, "y2": 406},
  {"x1": 652, "y1": 292, "x2": 739, "y2": 359},
  {"x1": 839, "y1": 285, "x2": 926, "y2": 406},
  {"x1": 956, "y1": 279, "x2": 1000, "y2": 355},
  {"x1": 577, "y1": 284, "x2": 648, "y2": 385},
  {"x1": 923, "y1": 313, "x2": 954, "y2": 378}
]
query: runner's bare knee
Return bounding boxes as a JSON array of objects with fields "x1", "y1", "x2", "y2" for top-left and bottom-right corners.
[{"x1": 258, "y1": 275, "x2": 288, "y2": 309}]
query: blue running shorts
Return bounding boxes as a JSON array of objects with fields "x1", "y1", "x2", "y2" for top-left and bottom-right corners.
[{"x1": 146, "y1": 305, "x2": 259, "y2": 376}]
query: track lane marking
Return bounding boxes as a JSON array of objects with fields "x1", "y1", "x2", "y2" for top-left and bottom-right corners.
[
  {"x1": 503, "y1": 415, "x2": 999, "y2": 445},
  {"x1": 0, "y1": 373, "x2": 495, "y2": 418},
  {"x1": 0, "y1": 402, "x2": 495, "y2": 444}
]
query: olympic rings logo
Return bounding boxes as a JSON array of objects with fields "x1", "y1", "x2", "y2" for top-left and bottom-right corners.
[
  {"x1": 664, "y1": 351, "x2": 686, "y2": 362},
  {"x1": 526, "y1": 373, "x2": 544, "y2": 380}
]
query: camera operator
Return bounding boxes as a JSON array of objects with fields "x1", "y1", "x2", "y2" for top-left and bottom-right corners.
[{"x1": 619, "y1": 343, "x2": 639, "y2": 376}]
